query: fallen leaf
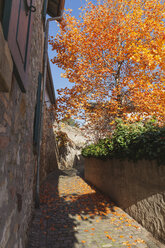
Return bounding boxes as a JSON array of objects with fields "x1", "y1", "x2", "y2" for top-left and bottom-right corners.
[{"x1": 106, "y1": 235, "x2": 112, "y2": 240}]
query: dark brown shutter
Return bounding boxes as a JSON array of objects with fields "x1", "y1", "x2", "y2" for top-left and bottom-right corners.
[
  {"x1": 33, "y1": 72, "x2": 42, "y2": 154},
  {"x1": 42, "y1": 0, "x2": 48, "y2": 22},
  {"x1": 3, "y1": 0, "x2": 35, "y2": 92}
]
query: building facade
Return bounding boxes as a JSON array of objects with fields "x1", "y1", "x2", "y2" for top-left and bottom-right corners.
[
  {"x1": 0, "y1": 0, "x2": 64, "y2": 247},
  {"x1": 40, "y1": 60, "x2": 59, "y2": 183}
]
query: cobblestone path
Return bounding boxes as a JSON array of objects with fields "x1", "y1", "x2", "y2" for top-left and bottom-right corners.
[{"x1": 27, "y1": 169, "x2": 164, "y2": 248}]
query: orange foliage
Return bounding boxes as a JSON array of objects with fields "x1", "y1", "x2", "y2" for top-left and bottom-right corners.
[{"x1": 49, "y1": 0, "x2": 165, "y2": 130}]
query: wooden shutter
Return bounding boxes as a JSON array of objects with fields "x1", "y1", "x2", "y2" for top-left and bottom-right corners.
[
  {"x1": 42, "y1": 0, "x2": 48, "y2": 22},
  {"x1": 2, "y1": 0, "x2": 35, "y2": 92},
  {"x1": 33, "y1": 72, "x2": 42, "y2": 154}
]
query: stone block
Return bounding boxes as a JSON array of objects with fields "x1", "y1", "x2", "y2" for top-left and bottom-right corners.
[
  {"x1": 0, "y1": 23, "x2": 13, "y2": 92},
  {"x1": 4, "y1": 113, "x2": 11, "y2": 126},
  {"x1": 0, "y1": 179, "x2": 8, "y2": 208},
  {"x1": 0, "y1": 135, "x2": 9, "y2": 149},
  {"x1": 0, "y1": 210, "x2": 14, "y2": 248},
  {"x1": 0, "y1": 125, "x2": 6, "y2": 133}
]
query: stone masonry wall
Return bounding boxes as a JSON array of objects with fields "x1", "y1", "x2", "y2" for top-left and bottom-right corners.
[
  {"x1": 0, "y1": 1, "x2": 44, "y2": 247},
  {"x1": 40, "y1": 105, "x2": 59, "y2": 183},
  {"x1": 85, "y1": 158, "x2": 165, "y2": 243}
]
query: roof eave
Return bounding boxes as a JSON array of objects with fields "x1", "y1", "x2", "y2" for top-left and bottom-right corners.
[{"x1": 47, "y1": 0, "x2": 65, "y2": 18}]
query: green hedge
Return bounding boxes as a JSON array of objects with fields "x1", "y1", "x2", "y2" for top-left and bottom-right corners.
[{"x1": 82, "y1": 119, "x2": 165, "y2": 165}]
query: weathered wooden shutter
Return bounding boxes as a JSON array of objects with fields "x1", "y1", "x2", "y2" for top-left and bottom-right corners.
[
  {"x1": 2, "y1": 0, "x2": 35, "y2": 92},
  {"x1": 33, "y1": 72, "x2": 42, "y2": 154},
  {"x1": 42, "y1": 0, "x2": 48, "y2": 22}
]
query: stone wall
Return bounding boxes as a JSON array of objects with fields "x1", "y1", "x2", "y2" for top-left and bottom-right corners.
[
  {"x1": 40, "y1": 105, "x2": 59, "y2": 183},
  {"x1": 0, "y1": 1, "x2": 44, "y2": 247},
  {"x1": 85, "y1": 158, "x2": 165, "y2": 243}
]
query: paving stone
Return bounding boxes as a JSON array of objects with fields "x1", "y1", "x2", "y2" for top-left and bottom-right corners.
[{"x1": 27, "y1": 169, "x2": 164, "y2": 248}]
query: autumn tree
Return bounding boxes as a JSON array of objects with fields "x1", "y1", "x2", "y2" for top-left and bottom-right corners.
[{"x1": 49, "y1": 0, "x2": 165, "y2": 136}]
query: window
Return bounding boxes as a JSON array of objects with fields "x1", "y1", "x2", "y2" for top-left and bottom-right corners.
[
  {"x1": 0, "y1": 0, "x2": 4, "y2": 22},
  {"x1": 2, "y1": 0, "x2": 35, "y2": 92}
]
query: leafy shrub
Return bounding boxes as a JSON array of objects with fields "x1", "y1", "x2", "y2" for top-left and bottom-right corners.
[{"x1": 82, "y1": 119, "x2": 165, "y2": 165}]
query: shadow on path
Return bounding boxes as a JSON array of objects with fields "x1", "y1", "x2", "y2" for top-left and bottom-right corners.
[
  {"x1": 27, "y1": 168, "x2": 164, "y2": 248},
  {"x1": 27, "y1": 169, "x2": 77, "y2": 248}
]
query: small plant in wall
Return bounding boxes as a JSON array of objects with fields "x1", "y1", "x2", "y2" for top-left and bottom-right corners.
[{"x1": 56, "y1": 130, "x2": 71, "y2": 148}]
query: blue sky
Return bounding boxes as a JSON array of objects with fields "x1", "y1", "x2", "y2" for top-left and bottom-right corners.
[{"x1": 48, "y1": 0, "x2": 97, "y2": 97}]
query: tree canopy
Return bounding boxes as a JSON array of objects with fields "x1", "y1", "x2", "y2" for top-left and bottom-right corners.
[{"x1": 49, "y1": 0, "x2": 165, "y2": 135}]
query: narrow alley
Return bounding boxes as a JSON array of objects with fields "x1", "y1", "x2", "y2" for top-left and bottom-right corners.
[{"x1": 27, "y1": 169, "x2": 163, "y2": 248}]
